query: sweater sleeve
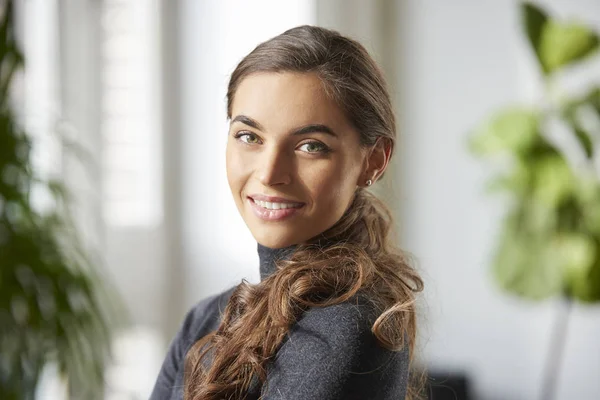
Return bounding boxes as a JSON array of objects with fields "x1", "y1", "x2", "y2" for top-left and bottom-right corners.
[
  {"x1": 149, "y1": 306, "x2": 197, "y2": 400},
  {"x1": 260, "y1": 300, "x2": 410, "y2": 400},
  {"x1": 149, "y1": 288, "x2": 235, "y2": 400}
]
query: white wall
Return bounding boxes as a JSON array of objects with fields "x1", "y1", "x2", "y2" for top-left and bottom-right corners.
[{"x1": 395, "y1": 1, "x2": 600, "y2": 399}]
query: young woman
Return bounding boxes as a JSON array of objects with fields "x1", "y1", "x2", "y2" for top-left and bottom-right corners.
[{"x1": 150, "y1": 25, "x2": 424, "y2": 400}]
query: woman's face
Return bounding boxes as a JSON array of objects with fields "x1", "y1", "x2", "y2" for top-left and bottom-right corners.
[{"x1": 226, "y1": 72, "x2": 370, "y2": 248}]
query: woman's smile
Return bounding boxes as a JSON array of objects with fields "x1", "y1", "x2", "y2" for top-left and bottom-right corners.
[{"x1": 247, "y1": 194, "x2": 305, "y2": 221}]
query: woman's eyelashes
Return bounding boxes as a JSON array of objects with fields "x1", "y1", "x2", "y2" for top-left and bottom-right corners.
[
  {"x1": 232, "y1": 131, "x2": 332, "y2": 155},
  {"x1": 233, "y1": 131, "x2": 262, "y2": 145},
  {"x1": 297, "y1": 141, "x2": 331, "y2": 154}
]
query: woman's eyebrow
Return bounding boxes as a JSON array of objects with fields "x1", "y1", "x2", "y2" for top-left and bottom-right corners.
[
  {"x1": 230, "y1": 115, "x2": 338, "y2": 138},
  {"x1": 292, "y1": 124, "x2": 338, "y2": 138},
  {"x1": 231, "y1": 115, "x2": 264, "y2": 131}
]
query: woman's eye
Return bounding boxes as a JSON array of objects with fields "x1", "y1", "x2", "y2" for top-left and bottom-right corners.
[
  {"x1": 234, "y1": 132, "x2": 261, "y2": 145},
  {"x1": 298, "y1": 141, "x2": 330, "y2": 154}
]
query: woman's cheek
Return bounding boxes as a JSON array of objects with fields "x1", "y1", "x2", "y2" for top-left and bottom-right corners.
[
  {"x1": 228, "y1": 149, "x2": 251, "y2": 181},
  {"x1": 308, "y1": 170, "x2": 342, "y2": 207}
]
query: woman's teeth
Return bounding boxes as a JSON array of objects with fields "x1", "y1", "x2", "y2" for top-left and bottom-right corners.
[{"x1": 254, "y1": 200, "x2": 301, "y2": 210}]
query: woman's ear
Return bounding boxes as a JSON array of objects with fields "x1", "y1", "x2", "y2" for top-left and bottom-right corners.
[{"x1": 358, "y1": 137, "x2": 392, "y2": 187}]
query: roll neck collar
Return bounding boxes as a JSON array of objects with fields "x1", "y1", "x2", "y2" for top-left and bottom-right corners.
[
  {"x1": 257, "y1": 243, "x2": 298, "y2": 281},
  {"x1": 257, "y1": 234, "x2": 338, "y2": 281}
]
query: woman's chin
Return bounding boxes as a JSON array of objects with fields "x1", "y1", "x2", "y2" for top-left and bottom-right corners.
[{"x1": 252, "y1": 229, "x2": 301, "y2": 249}]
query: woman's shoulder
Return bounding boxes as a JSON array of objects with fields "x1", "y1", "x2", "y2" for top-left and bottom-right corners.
[
  {"x1": 149, "y1": 286, "x2": 237, "y2": 399},
  {"x1": 289, "y1": 293, "x2": 400, "y2": 363},
  {"x1": 264, "y1": 294, "x2": 410, "y2": 399},
  {"x1": 291, "y1": 294, "x2": 384, "y2": 350},
  {"x1": 179, "y1": 286, "x2": 237, "y2": 348}
]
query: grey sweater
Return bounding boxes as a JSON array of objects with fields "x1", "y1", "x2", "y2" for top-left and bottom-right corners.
[{"x1": 149, "y1": 244, "x2": 409, "y2": 400}]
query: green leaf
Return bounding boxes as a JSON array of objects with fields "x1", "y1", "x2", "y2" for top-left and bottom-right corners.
[
  {"x1": 484, "y1": 173, "x2": 527, "y2": 196},
  {"x1": 521, "y1": 2, "x2": 600, "y2": 74},
  {"x1": 584, "y1": 87, "x2": 600, "y2": 112},
  {"x1": 539, "y1": 20, "x2": 600, "y2": 74},
  {"x1": 574, "y1": 126, "x2": 594, "y2": 158},
  {"x1": 565, "y1": 87, "x2": 600, "y2": 115},
  {"x1": 0, "y1": 1, "x2": 123, "y2": 397},
  {"x1": 469, "y1": 108, "x2": 539, "y2": 156},
  {"x1": 532, "y1": 155, "x2": 575, "y2": 208},
  {"x1": 493, "y1": 209, "x2": 563, "y2": 300},
  {"x1": 559, "y1": 232, "x2": 595, "y2": 278},
  {"x1": 560, "y1": 234, "x2": 600, "y2": 302},
  {"x1": 521, "y1": 2, "x2": 549, "y2": 72},
  {"x1": 484, "y1": 159, "x2": 532, "y2": 197},
  {"x1": 475, "y1": 5, "x2": 600, "y2": 305},
  {"x1": 562, "y1": 87, "x2": 600, "y2": 158}
]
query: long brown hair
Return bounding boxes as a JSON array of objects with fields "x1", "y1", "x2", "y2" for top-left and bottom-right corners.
[{"x1": 185, "y1": 25, "x2": 424, "y2": 399}]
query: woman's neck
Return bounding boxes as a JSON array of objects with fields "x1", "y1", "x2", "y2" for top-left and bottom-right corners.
[
  {"x1": 257, "y1": 234, "x2": 340, "y2": 280},
  {"x1": 257, "y1": 243, "x2": 297, "y2": 281}
]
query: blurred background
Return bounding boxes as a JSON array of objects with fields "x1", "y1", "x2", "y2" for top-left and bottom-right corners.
[{"x1": 3, "y1": 0, "x2": 600, "y2": 399}]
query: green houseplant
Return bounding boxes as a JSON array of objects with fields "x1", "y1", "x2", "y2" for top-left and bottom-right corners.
[
  {"x1": 469, "y1": 2, "x2": 600, "y2": 399},
  {"x1": 0, "y1": 2, "x2": 121, "y2": 399}
]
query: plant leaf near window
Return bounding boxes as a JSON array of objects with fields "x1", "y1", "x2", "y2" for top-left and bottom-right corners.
[
  {"x1": 469, "y1": 2, "x2": 600, "y2": 303},
  {"x1": 0, "y1": 2, "x2": 123, "y2": 399}
]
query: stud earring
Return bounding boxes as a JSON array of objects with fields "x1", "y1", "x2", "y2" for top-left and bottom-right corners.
[{"x1": 366, "y1": 179, "x2": 373, "y2": 186}]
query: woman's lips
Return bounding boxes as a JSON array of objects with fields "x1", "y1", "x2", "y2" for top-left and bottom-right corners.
[{"x1": 247, "y1": 196, "x2": 305, "y2": 221}]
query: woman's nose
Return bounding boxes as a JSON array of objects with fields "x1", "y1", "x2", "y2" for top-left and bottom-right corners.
[{"x1": 258, "y1": 146, "x2": 293, "y2": 186}]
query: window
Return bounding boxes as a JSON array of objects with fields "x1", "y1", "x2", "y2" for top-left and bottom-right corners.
[{"x1": 101, "y1": 0, "x2": 162, "y2": 228}]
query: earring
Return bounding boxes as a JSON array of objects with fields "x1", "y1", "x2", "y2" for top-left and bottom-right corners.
[{"x1": 366, "y1": 179, "x2": 373, "y2": 186}]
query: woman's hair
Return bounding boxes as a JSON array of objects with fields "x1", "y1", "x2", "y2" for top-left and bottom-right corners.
[{"x1": 184, "y1": 25, "x2": 424, "y2": 399}]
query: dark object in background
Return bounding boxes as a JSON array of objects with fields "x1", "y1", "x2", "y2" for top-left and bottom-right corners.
[
  {"x1": 0, "y1": 1, "x2": 121, "y2": 399},
  {"x1": 427, "y1": 370, "x2": 472, "y2": 400}
]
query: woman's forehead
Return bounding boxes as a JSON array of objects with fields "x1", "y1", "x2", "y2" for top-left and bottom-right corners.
[{"x1": 230, "y1": 72, "x2": 351, "y2": 133}]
